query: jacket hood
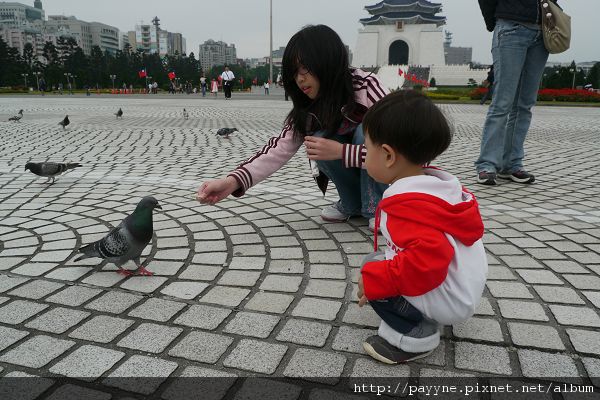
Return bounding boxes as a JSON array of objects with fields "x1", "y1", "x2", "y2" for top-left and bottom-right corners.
[{"x1": 377, "y1": 168, "x2": 484, "y2": 246}]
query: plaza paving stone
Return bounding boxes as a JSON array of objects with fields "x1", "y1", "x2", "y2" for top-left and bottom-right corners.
[{"x1": 0, "y1": 96, "x2": 599, "y2": 396}]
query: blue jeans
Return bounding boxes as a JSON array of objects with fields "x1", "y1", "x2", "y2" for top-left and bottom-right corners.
[
  {"x1": 475, "y1": 19, "x2": 549, "y2": 174},
  {"x1": 314, "y1": 124, "x2": 387, "y2": 218},
  {"x1": 361, "y1": 252, "x2": 426, "y2": 334}
]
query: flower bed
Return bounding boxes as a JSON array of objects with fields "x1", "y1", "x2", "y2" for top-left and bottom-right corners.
[{"x1": 470, "y1": 87, "x2": 600, "y2": 102}]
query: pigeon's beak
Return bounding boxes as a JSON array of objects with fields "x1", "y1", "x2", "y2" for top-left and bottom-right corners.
[{"x1": 155, "y1": 204, "x2": 162, "y2": 210}]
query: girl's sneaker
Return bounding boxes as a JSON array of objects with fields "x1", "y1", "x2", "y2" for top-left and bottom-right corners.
[{"x1": 321, "y1": 202, "x2": 351, "y2": 222}]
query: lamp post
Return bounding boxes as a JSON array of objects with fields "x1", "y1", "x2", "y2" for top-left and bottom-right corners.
[
  {"x1": 33, "y1": 71, "x2": 41, "y2": 91},
  {"x1": 110, "y1": 74, "x2": 116, "y2": 90},
  {"x1": 541, "y1": 73, "x2": 547, "y2": 89},
  {"x1": 64, "y1": 72, "x2": 72, "y2": 94},
  {"x1": 21, "y1": 73, "x2": 29, "y2": 89},
  {"x1": 269, "y1": 0, "x2": 273, "y2": 86},
  {"x1": 570, "y1": 67, "x2": 576, "y2": 89}
]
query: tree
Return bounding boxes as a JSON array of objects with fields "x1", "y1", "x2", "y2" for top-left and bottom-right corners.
[
  {"x1": 586, "y1": 62, "x2": 600, "y2": 89},
  {"x1": 23, "y1": 43, "x2": 35, "y2": 71}
]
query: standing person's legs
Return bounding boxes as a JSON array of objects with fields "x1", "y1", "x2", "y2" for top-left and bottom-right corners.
[
  {"x1": 474, "y1": 20, "x2": 531, "y2": 181},
  {"x1": 501, "y1": 33, "x2": 548, "y2": 178},
  {"x1": 360, "y1": 252, "x2": 440, "y2": 364}
]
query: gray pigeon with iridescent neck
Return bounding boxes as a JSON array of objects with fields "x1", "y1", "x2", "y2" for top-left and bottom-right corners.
[
  {"x1": 25, "y1": 162, "x2": 82, "y2": 184},
  {"x1": 8, "y1": 109, "x2": 23, "y2": 122},
  {"x1": 74, "y1": 196, "x2": 162, "y2": 276}
]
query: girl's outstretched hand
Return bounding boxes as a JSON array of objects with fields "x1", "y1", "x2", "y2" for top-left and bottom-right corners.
[
  {"x1": 196, "y1": 176, "x2": 239, "y2": 205},
  {"x1": 304, "y1": 136, "x2": 344, "y2": 161}
]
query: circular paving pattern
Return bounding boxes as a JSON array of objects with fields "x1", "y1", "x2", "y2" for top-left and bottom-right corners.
[{"x1": 0, "y1": 95, "x2": 599, "y2": 398}]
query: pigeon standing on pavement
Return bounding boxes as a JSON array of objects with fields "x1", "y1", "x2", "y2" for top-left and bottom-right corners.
[
  {"x1": 8, "y1": 109, "x2": 23, "y2": 122},
  {"x1": 58, "y1": 115, "x2": 70, "y2": 129},
  {"x1": 115, "y1": 108, "x2": 123, "y2": 119},
  {"x1": 74, "y1": 196, "x2": 162, "y2": 276},
  {"x1": 216, "y1": 128, "x2": 238, "y2": 139},
  {"x1": 183, "y1": 108, "x2": 189, "y2": 120},
  {"x1": 24, "y1": 162, "x2": 82, "y2": 184}
]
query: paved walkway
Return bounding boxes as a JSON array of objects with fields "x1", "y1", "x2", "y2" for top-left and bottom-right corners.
[{"x1": 0, "y1": 96, "x2": 598, "y2": 399}]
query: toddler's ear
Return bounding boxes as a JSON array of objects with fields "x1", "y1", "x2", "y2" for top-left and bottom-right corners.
[{"x1": 381, "y1": 144, "x2": 397, "y2": 166}]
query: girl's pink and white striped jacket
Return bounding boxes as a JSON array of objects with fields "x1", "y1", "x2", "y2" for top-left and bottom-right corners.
[{"x1": 228, "y1": 68, "x2": 388, "y2": 197}]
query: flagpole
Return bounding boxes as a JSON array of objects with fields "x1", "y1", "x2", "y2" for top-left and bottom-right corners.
[{"x1": 269, "y1": 0, "x2": 273, "y2": 86}]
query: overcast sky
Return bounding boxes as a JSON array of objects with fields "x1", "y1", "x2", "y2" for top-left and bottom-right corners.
[{"x1": 41, "y1": 0, "x2": 598, "y2": 64}]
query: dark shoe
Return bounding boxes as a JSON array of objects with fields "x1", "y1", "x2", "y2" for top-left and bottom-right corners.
[
  {"x1": 498, "y1": 170, "x2": 535, "y2": 184},
  {"x1": 476, "y1": 171, "x2": 497, "y2": 185},
  {"x1": 363, "y1": 335, "x2": 434, "y2": 364}
]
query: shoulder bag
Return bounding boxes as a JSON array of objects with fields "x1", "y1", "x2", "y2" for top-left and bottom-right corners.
[{"x1": 540, "y1": 0, "x2": 571, "y2": 54}]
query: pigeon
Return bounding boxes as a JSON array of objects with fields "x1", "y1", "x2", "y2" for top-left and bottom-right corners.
[
  {"x1": 115, "y1": 108, "x2": 123, "y2": 119},
  {"x1": 74, "y1": 196, "x2": 162, "y2": 276},
  {"x1": 8, "y1": 109, "x2": 23, "y2": 122},
  {"x1": 58, "y1": 115, "x2": 70, "y2": 129},
  {"x1": 216, "y1": 127, "x2": 238, "y2": 139},
  {"x1": 183, "y1": 108, "x2": 189, "y2": 120},
  {"x1": 24, "y1": 162, "x2": 82, "y2": 184}
]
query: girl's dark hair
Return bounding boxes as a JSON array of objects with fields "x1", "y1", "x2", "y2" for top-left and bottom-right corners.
[
  {"x1": 282, "y1": 25, "x2": 355, "y2": 138},
  {"x1": 363, "y1": 90, "x2": 452, "y2": 165}
]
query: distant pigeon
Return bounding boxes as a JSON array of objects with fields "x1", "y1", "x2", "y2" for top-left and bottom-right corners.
[
  {"x1": 8, "y1": 109, "x2": 23, "y2": 122},
  {"x1": 74, "y1": 196, "x2": 161, "y2": 276},
  {"x1": 58, "y1": 115, "x2": 70, "y2": 129},
  {"x1": 115, "y1": 108, "x2": 123, "y2": 119},
  {"x1": 25, "y1": 162, "x2": 82, "y2": 184},
  {"x1": 183, "y1": 108, "x2": 189, "y2": 120},
  {"x1": 216, "y1": 127, "x2": 238, "y2": 138}
]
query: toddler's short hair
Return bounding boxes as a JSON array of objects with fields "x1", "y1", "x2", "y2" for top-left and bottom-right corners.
[{"x1": 363, "y1": 90, "x2": 452, "y2": 165}]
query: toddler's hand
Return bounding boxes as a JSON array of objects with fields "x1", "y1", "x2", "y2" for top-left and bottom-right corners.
[{"x1": 357, "y1": 276, "x2": 367, "y2": 307}]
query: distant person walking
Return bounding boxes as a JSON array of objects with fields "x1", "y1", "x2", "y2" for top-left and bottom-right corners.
[
  {"x1": 221, "y1": 66, "x2": 235, "y2": 99},
  {"x1": 480, "y1": 65, "x2": 495, "y2": 105},
  {"x1": 39, "y1": 77, "x2": 46, "y2": 95},
  {"x1": 475, "y1": 0, "x2": 552, "y2": 186},
  {"x1": 200, "y1": 75, "x2": 207, "y2": 97},
  {"x1": 264, "y1": 81, "x2": 270, "y2": 95},
  {"x1": 211, "y1": 78, "x2": 218, "y2": 97}
]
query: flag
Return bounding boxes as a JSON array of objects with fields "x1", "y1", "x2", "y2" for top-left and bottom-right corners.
[
  {"x1": 168, "y1": 71, "x2": 176, "y2": 80},
  {"x1": 138, "y1": 69, "x2": 147, "y2": 78}
]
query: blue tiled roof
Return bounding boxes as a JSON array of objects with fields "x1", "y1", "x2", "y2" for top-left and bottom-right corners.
[
  {"x1": 360, "y1": 11, "x2": 446, "y2": 24},
  {"x1": 365, "y1": 0, "x2": 441, "y2": 11}
]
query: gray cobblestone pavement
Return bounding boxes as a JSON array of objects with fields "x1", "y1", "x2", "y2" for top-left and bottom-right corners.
[{"x1": 0, "y1": 95, "x2": 599, "y2": 398}]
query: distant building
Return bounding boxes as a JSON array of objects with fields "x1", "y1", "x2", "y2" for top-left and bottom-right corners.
[
  {"x1": 0, "y1": 1, "x2": 45, "y2": 27},
  {"x1": 0, "y1": 1, "x2": 46, "y2": 58},
  {"x1": 89, "y1": 21, "x2": 119, "y2": 55},
  {"x1": 0, "y1": 24, "x2": 43, "y2": 58},
  {"x1": 199, "y1": 39, "x2": 237, "y2": 71},
  {"x1": 119, "y1": 32, "x2": 129, "y2": 50},
  {"x1": 168, "y1": 31, "x2": 185, "y2": 55},
  {"x1": 354, "y1": 0, "x2": 447, "y2": 68},
  {"x1": 127, "y1": 30, "x2": 136, "y2": 50},
  {"x1": 443, "y1": 31, "x2": 472, "y2": 65},
  {"x1": 130, "y1": 22, "x2": 185, "y2": 56}
]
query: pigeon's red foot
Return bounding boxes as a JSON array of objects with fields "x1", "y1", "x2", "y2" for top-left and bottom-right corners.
[
  {"x1": 136, "y1": 267, "x2": 154, "y2": 276},
  {"x1": 117, "y1": 268, "x2": 134, "y2": 276}
]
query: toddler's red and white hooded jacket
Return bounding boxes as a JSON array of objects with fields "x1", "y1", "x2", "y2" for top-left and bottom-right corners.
[{"x1": 361, "y1": 167, "x2": 488, "y2": 325}]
